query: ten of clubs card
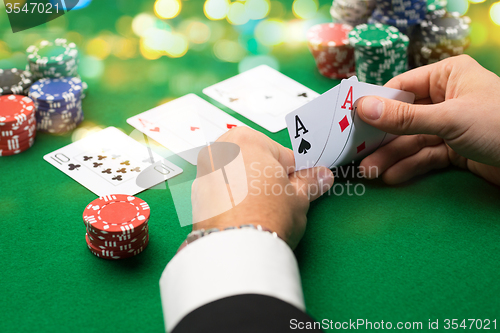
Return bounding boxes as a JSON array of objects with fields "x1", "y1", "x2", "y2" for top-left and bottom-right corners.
[
  {"x1": 286, "y1": 77, "x2": 415, "y2": 170},
  {"x1": 43, "y1": 127, "x2": 183, "y2": 196}
]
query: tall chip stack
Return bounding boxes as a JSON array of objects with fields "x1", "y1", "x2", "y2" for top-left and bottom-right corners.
[
  {"x1": 369, "y1": 0, "x2": 427, "y2": 36},
  {"x1": 26, "y1": 39, "x2": 87, "y2": 134},
  {"x1": 83, "y1": 195, "x2": 150, "y2": 260},
  {"x1": 307, "y1": 23, "x2": 356, "y2": 79},
  {"x1": 29, "y1": 77, "x2": 84, "y2": 134},
  {"x1": 349, "y1": 23, "x2": 409, "y2": 85},
  {"x1": 0, "y1": 95, "x2": 36, "y2": 156},
  {"x1": 409, "y1": 11, "x2": 471, "y2": 68},
  {"x1": 330, "y1": 0, "x2": 376, "y2": 27}
]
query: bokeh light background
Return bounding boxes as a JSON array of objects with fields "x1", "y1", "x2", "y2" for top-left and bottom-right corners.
[{"x1": 0, "y1": 0, "x2": 498, "y2": 134}]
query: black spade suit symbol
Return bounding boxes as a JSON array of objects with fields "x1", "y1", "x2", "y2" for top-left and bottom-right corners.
[{"x1": 298, "y1": 138, "x2": 311, "y2": 154}]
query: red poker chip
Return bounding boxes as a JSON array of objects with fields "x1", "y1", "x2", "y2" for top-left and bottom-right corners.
[
  {"x1": 86, "y1": 219, "x2": 149, "y2": 238},
  {"x1": 86, "y1": 234, "x2": 149, "y2": 260},
  {"x1": 83, "y1": 194, "x2": 150, "y2": 235},
  {"x1": 0, "y1": 126, "x2": 36, "y2": 146},
  {"x1": 307, "y1": 23, "x2": 353, "y2": 50},
  {"x1": 0, "y1": 114, "x2": 36, "y2": 133},
  {"x1": 0, "y1": 95, "x2": 35, "y2": 127},
  {"x1": 0, "y1": 122, "x2": 36, "y2": 139},
  {"x1": 89, "y1": 234, "x2": 148, "y2": 251},
  {"x1": 0, "y1": 135, "x2": 35, "y2": 150},
  {"x1": 307, "y1": 23, "x2": 355, "y2": 80},
  {"x1": 87, "y1": 227, "x2": 149, "y2": 249},
  {"x1": 0, "y1": 137, "x2": 35, "y2": 156}
]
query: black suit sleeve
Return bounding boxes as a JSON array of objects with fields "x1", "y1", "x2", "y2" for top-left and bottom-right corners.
[{"x1": 171, "y1": 293, "x2": 323, "y2": 333}]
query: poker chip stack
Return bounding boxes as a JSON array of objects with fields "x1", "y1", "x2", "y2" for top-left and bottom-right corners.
[
  {"x1": 409, "y1": 11, "x2": 470, "y2": 68},
  {"x1": 307, "y1": 23, "x2": 356, "y2": 79},
  {"x1": 0, "y1": 95, "x2": 36, "y2": 156},
  {"x1": 26, "y1": 39, "x2": 79, "y2": 80},
  {"x1": 29, "y1": 77, "x2": 84, "y2": 134},
  {"x1": 330, "y1": 0, "x2": 376, "y2": 27},
  {"x1": 0, "y1": 69, "x2": 33, "y2": 96},
  {"x1": 83, "y1": 195, "x2": 151, "y2": 260},
  {"x1": 349, "y1": 23, "x2": 409, "y2": 85},
  {"x1": 368, "y1": 0, "x2": 427, "y2": 36},
  {"x1": 426, "y1": 0, "x2": 447, "y2": 12}
]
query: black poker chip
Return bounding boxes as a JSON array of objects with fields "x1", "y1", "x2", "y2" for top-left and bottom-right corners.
[{"x1": 0, "y1": 68, "x2": 33, "y2": 95}]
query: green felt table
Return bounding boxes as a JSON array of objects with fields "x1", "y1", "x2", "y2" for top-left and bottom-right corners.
[{"x1": 1, "y1": 1, "x2": 500, "y2": 332}]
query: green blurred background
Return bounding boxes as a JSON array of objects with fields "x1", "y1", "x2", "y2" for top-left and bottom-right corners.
[{"x1": 1, "y1": 1, "x2": 500, "y2": 333}]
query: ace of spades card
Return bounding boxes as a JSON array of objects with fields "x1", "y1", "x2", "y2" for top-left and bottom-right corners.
[
  {"x1": 285, "y1": 76, "x2": 357, "y2": 170},
  {"x1": 43, "y1": 127, "x2": 183, "y2": 196}
]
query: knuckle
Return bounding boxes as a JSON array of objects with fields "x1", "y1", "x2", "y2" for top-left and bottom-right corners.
[
  {"x1": 393, "y1": 102, "x2": 416, "y2": 132},
  {"x1": 415, "y1": 134, "x2": 429, "y2": 150}
]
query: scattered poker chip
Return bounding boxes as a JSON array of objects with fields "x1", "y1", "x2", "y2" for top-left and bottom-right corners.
[
  {"x1": 0, "y1": 69, "x2": 33, "y2": 95},
  {"x1": 307, "y1": 23, "x2": 355, "y2": 79}
]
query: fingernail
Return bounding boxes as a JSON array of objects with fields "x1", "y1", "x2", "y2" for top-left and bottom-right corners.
[
  {"x1": 362, "y1": 97, "x2": 383, "y2": 120},
  {"x1": 317, "y1": 168, "x2": 334, "y2": 193}
]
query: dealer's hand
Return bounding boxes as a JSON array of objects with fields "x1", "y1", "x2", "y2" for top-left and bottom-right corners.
[
  {"x1": 191, "y1": 127, "x2": 334, "y2": 249},
  {"x1": 357, "y1": 55, "x2": 500, "y2": 186}
]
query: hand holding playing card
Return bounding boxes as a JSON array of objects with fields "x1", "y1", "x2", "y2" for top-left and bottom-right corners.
[
  {"x1": 190, "y1": 127, "x2": 334, "y2": 249},
  {"x1": 358, "y1": 55, "x2": 500, "y2": 186}
]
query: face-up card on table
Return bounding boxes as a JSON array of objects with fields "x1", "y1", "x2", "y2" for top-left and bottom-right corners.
[
  {"x1": 43, "y1": 127, "x2": 183, "y2": 196},
  {"x1": 127, "y1": 94, "x2": 247, "y2": 165},
  {"x1": 320, "y1": 80, "x2": 415, "y2": 168},
  {"x1": 203, "y1": 65, "x2": 320, "y2": 133}
]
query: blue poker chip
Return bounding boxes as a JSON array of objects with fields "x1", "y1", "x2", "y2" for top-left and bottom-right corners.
[{"x1": 29, "y1": 77, "x2": 83, "y2": 104}]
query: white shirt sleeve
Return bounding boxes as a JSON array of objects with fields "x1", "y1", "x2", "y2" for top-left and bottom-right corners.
[{"x1": 159, "y1": 228, "x2": 305, "y2": 332}]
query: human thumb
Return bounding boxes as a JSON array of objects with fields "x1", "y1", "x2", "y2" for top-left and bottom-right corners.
[
  {"x1": 289, "y1": 166, "x2": 334, "y2": 202},
  {"x1": 358, "y1": 96, "x2": 453, "y2": 137}
]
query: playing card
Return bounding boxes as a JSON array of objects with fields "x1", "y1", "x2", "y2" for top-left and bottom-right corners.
[
  {"x1": 285, "y1": 85, "x2": 341, "y2": 170},
  {"x1": 43, "y1": 127, "x2": 183, "y2": 196},
  {"x1": 285, "y1": 76, "x2": 358, "y2": 170},
  {"x1": 321, "y1": 80, "x2": 415, "y2": 168},
  {"x1": 127, "y1": 94, "x2": 247, "y2": 165},
  {"x1": 203, "y1": 65, "x2": 320, "y2": 133}
]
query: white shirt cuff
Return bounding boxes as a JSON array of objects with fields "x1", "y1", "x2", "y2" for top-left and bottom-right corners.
[{"x1": 159, "y1": 228, "x2": 305, "y2": 332}]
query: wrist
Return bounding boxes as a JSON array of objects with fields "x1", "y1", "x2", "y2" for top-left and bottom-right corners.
[{"x1": 177, "y1": 224, "x2": 281, "y2": 253}]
